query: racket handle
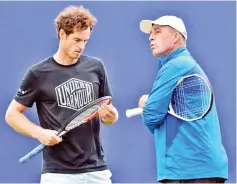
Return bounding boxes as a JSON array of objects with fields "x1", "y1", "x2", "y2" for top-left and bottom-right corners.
[
  {"x1": 19, "y1": 143, "x2": 46, "y2": 164},
  {"x1": 126, "y1": 108, "x2": 143, "y2": 118}
]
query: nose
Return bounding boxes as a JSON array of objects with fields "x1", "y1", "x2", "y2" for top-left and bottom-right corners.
[
  {"x1": 78, "y1": 41, "x2": 85, "y2": 50},
  {"x1": 149, "y1": 34, "x2": 154, "y2": 42}
]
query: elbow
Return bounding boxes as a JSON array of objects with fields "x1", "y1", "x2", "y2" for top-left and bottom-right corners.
[
  {"x1": 5, "y1": 109, "x2": 12, "y2": 125},
  {"x1": 5, "y1": 107, "x2": 16, "y2": 126},
  {"x1": 141, "y1": 109, "x2": 149, "y2": 127},
  {"x1": 142, "y1": 106, "x2": 166, "y2": 128}
]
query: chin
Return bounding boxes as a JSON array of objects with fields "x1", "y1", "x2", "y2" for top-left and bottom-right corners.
[
  {"x1": 152, "y1": 50, "x2": 160, "y2": 57},
  {"x1": 74, "y1": 56, "x2": 80, "y2": 59},
  {"x1": 152, "y1": 49, "x2": 166, "y2": 58},
  {"x1": 71, "y1": 54, "x2": 80, "y2": 59}
]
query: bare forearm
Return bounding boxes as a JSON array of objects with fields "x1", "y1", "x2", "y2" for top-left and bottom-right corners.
[{"x1": 5, "y1": 111, "x2": 43, "y2": 138}]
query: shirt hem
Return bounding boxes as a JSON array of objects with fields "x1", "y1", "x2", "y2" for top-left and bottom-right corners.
[
  {"x1": 157, "y1": 173, "x2": 228, "y2": 181},
  {"x1": 42, "y1": 165, "x2": 108, "y2": 174}
]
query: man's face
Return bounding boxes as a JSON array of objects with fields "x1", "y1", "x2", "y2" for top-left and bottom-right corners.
[
  {"x1": 149, "y1": 25, "x2": 176, "y2": 57},
  {"x1": 60, "y1": 27, "x2": 91, "y2": 59}
]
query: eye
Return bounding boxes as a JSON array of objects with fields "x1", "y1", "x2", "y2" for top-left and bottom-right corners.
[
  {"x1": 155, "y1": 30, "x2": 161, "y2": 34},
  {"x1": 74, "y1": 39, "x2": 80, "y2": 42},
  {"x1": 74, "y1": 39, "x2": 87, "y2": 44},
  {"x1": 151, "y1": 29, "x2": 161, "y2": 35}
]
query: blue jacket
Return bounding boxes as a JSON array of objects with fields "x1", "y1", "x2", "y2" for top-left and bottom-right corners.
[{"x1": 142, "y1": 47, "x2": 228, "y2": 181}]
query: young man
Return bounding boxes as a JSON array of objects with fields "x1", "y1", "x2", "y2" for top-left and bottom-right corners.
[
  {"x1": 138, "y1": 15, "x2": 228, "y2": 183},
  {"x1": 5, "y1": 5, "x2": 118, "y2": 184}
]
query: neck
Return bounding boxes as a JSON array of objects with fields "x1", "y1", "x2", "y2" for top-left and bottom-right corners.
[
  {"x1": 163, "y1": 43, "x2": 185, "y2": 57},
  {"x1": 53, "y1": 47, "x2": 78, "y2": 66}
]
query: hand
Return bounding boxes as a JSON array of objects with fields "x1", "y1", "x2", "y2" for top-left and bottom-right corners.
[
  {"x1": 138, "y1": 94, "x2": 149, "y2": 108},
  {"x1": 33, "y1": 129, "x2": 62, "y2": 146},
  {"x1": 98, "y1": 104, "x2": 118, "y2": 125}
]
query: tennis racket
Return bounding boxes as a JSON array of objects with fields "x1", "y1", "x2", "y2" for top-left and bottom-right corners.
[
  {"x1": 19, "y1": 96, "x2": 112, "y2": 164},
  {"x1": 126, "y1": 74, "x2": 213, "y2": 121}
]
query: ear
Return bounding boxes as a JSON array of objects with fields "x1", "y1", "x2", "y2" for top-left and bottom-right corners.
[
  {"x1": 59, "y1": 29, "x2": 66, "y2": 39},
  {"x1": 173, "y1": 32, "x2": 180, "y2": 43}
]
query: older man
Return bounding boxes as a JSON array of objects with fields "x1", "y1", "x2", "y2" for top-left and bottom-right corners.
[{"x1": 138, "y1": 15, "x2": 228, "y2": 183}]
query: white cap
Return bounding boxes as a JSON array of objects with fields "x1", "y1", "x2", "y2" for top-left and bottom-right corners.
[{"x1": 140, "y1": 15, "x2": 187, "y2": 40}]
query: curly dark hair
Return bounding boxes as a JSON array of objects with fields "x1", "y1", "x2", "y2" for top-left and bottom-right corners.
[{"x1": 55, "y1": 5, "x2": 97, "y2": 38}]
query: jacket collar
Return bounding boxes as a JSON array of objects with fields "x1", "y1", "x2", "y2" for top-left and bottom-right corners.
[{"x1": 157, "y1": 46, "x2": 189, "y2": 66}]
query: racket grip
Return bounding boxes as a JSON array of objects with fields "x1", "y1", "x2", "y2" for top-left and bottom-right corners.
[
  {"x1": 19, "y1": 143, "x2": 46, "y2": 164},
  {"x1": 126, "y1": 108, "x2": 143, "y2": 118}
]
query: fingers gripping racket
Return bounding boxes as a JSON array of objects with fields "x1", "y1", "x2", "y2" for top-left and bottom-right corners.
[
  {"x1": 126, "y1": 74, "x2": 213, "y2": 121},
  {"x1": 19, "y1": 96, "x2": 112, "y2": 164}
]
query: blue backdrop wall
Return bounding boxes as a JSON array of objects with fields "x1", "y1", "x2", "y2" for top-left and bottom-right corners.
[{"x1": 0, "y1": 1, "x2": 236, "y2": 183}]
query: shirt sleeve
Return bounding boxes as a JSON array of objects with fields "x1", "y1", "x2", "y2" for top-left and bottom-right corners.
[
  {"x1": 14, "y1": 69, "x2": 38, "y2": 107},
  {"x1": 142, "y1": 63, "x2": 185, "y2": 134},
  {"x1": 99, "y1": 62, "x2": 113, "y2": 98}
]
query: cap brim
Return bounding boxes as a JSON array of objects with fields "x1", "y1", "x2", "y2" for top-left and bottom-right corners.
[{"x1": 140, "y1": 20, "x2": 155, "y2": 34}]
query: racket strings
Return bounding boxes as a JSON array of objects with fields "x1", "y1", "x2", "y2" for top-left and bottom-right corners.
[
  {"x1": 65, "y1": 100, "x2": 107, "y2": 130},
  {"x1": 176, "y1": 107, "x2": 210, "y2": 118},
  {"x1": 173, "y1": 77, "x2": 211, "y2": 119}
]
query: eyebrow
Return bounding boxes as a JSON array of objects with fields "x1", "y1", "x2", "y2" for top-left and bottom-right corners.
[
  {"x1": 152, "y1": 25, "x2": 162, "y2": 30},
  {"x1": 74, "y1": 38, "x2": 88, "y2": 41}
]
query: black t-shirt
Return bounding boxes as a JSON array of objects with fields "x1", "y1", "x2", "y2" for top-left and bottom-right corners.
[{"x1": 14, "y1": 55, "x2": 112, "y2": 174}]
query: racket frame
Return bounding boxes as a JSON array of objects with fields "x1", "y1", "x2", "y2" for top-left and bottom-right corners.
[{"x1": 168, "y1": 74, "x2": 213, "y2": 121}]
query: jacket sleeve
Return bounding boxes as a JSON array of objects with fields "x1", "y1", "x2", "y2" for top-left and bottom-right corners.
[{"x1": 141, "y1": 63, "x2": 183, "y2": 134}]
